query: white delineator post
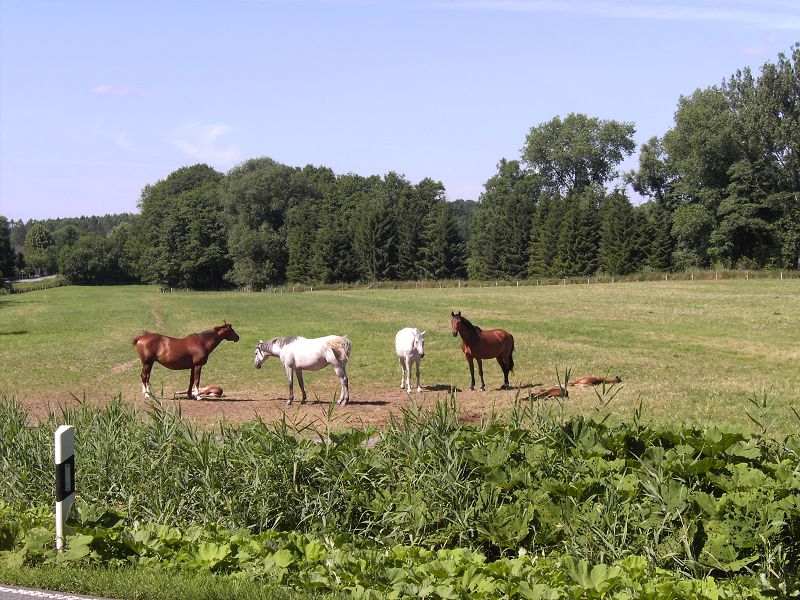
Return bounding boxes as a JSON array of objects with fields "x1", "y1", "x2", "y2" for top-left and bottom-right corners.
[{"x1": 54, "y1": 425, "x2": 75, "y2": 551}]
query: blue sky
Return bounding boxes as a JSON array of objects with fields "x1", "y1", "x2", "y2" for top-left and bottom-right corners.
[{"x1": 1, "y1": 0, "x2": 798, "y2": 221}]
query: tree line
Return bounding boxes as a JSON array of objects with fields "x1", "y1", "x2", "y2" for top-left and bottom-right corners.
[{"x1": 2, "y1": 46, "x2": 798, "y2": 287}]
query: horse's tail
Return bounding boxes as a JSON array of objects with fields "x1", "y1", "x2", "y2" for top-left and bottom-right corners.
[
  {"x1": 328, "y1": 336, "x2": 351, "y2": 363},
  {"x1": 507, "y1": 334, "x2": 515, "y2": 372},
  {"x1": 132, "y1": 334, "x2": 143, "y2": 346}
]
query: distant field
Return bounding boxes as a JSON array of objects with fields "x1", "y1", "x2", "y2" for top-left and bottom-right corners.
[{"x1": 0, "y1": 281, "x2": 798, "y2": 433}]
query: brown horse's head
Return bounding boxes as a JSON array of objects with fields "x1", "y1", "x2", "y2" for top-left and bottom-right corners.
[
  {"x1": 216, "y1": 321, "x2": 240, "y2": 342},
  {"x1": 450, "y1": 311, "x2": 462, "y2": 337}
]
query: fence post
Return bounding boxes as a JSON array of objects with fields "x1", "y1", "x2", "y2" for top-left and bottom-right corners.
[
  {"x1": 781, "y1": 271, "x2": 784, "y2": 280},
  {"x1": 55, "y1": 425, "x2": 75, "y2": 552}
]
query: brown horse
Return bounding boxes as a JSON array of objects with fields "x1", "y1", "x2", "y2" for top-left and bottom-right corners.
[
  {"x1": 133, "y1": 322, "x2": 239, "y2": 399},
  {"x1": 569, "y1": 375, "x2": 621, "y2": 387},
  {"x1": 450, "y1": 311, "x2": 515, "y2": 391},
  {"x1": 532, "y1": 385, "x2": 569, "y2": 399}
]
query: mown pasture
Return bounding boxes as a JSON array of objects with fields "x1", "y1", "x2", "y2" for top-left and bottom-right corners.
[{"x1": 0, "y1": 279, "x2": 798, "y2": 434}]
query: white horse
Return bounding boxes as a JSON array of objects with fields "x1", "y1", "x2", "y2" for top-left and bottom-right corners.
[
  {"x1": 395, "y1": 327, "x2": 425, "y2": 393},
  {"x1": 254, "y1": 335, "x2": 351, "y2": 405}
]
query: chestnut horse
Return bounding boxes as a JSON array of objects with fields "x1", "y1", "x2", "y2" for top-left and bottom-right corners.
[
  {"x1": 450, "y1": 311, "x2": 514, "y2": 391},
  {"x1": 133, "y1": 322, "x2": 239, "y2": 399}
]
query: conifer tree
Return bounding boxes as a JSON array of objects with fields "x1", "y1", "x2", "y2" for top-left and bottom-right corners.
[
  {"x1": 419, "y1": 201, "x2": 466, "y2": 280},
  {"x1": 599, "y1": 191, "x2": 637, "y2": 275}
]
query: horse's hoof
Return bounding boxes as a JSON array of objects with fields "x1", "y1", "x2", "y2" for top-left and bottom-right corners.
[{"x1": 416, "y1": 387, "x2": 423, "y2": 393}]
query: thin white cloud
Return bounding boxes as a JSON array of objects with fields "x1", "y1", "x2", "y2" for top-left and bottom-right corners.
[
  {"x1": 432, "y1": 0, "x2": 800, "y2": 29},
  {"x1": 91, "y1": 84, "x2": 152, "y2": 97},
  {"x1": 167, "y1": 121, "x2": 241, "y2": 166}
]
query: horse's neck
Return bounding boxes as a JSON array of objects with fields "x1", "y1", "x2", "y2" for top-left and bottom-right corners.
[
  {"x1": 459, "y1": 324, "x2": 481, "y2": 346},
  {"x1": 198, "y1": 330, "x2": 224, "y2": 352}
]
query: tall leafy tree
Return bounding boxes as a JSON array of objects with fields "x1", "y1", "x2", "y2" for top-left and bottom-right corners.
[
  {"x1": 663, "y1": 87, "x2": 739, "y2": 211},
  {"x1": 671, "y1": 203, "x2": 714, "y2": 270},
  {"x1": 136, "y1": 164, "x2": 228, "y2": 288},
  {"x1": 522, "y1": 113, "x2": 636, "y2": 194},
  {"x1": 58, "y1": 234, "x2": 119, "y2": 283},
  {"x1": 23, "y1": 222, "x2": 56, "y2": 276},
  {"x1": 625, "y1": 136, "x2": 676, "y2": 210},
  {"x1": 222, "y1": 158, "x2": 332, "y2": 286}
]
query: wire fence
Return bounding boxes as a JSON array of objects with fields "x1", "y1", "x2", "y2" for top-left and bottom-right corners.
[
  {"x1": 5, "y1": 269, "x2": 797, "y2": 294},
  {"x1": 241, "y1": 269, "x2": 800, "y2": 293}
]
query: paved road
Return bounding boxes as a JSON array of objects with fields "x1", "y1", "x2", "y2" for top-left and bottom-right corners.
[{"x1": 0, "y1": 585, "x2": 112, "y2": 600}]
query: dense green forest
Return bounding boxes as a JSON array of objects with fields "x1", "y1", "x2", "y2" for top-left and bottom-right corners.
[{"x1": 2, "y1": 46, "x2": 798, "y2": 287}]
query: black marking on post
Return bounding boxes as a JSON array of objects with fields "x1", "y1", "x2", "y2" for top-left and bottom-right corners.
[{"x1": 55, "y1": 455, "x2": 75, "y2": 502}]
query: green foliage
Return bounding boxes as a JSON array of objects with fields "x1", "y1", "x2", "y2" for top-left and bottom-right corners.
[
  {"x1": 599, "y1": 191, "x2": 637, "y2": 276},
  {"x1": 0, "y1": 216, "x2": 16, "y2": 278},
  {"x1": 136, "y1": 164, "x2": 229, "y2": 289},
  {"x1": 468, "y1": 160, "x2": 537, "y2": 280},
  {"x1": 1, "y1": 396, "x2": 798, "y2": 596},
  {"x1": 23, "y1": 222, "x2": 56, "y2": 276},
  {"x1": 521, "y1": 113, "x2": 636, "y2": 194}
]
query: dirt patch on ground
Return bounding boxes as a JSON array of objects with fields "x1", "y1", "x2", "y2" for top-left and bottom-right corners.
[{"x1": 14, "y1": 381, "x2": 609, "y2": 430}]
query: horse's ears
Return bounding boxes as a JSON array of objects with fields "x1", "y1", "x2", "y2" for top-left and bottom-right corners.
[
  {"x1": 451, "y1": 311, "x2": 455, "y2": 317},
  {"x1": 223, "y1": 320, "x2": 228, "y2": 326},
  {"x1": 456, "y1": 311, "x2": 461, "y2": 316},
  {"x1": 420, "y1": 330, "x2": 426, "y2": 336}
]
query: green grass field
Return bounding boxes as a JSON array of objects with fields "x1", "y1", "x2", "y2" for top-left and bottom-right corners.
[{"x1": 1, "y1": 280, "x2": 798, "y2": 433}]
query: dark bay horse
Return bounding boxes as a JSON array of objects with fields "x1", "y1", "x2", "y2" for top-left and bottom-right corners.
[
  {"x1": 450, "y1": 311, "x2": 515, "y2": 391},
  {"x1": 133, "y1": 322, "x2": 239, "y2": 399}
]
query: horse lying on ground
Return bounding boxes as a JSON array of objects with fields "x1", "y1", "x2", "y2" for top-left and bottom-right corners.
[
  {"x1": 532, "y1": 385, "x2": 569, "y2": 399},
  {"x1": 254, "y1": 335, "x2": 352, "y2": 405},
  {"x1": 569, "y1": 375, "x2": 622, "y2": 387},
  {"x1": 450, "y1": 311, "x2": 514, "y2": 391},
  {"x1": 133, "y1": 322, "x2": 239, "y2": 399},
  {"x1": 173, "y1": 385, "x2": 224, "y2": 400},
  {"x1": 395, "y1": 327, "x2": 425, "y2": 393}
]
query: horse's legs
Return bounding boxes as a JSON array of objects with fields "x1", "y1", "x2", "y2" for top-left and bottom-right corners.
[
  {"x1": 477, "y1": 358, "x2": 485, "y2": 391},
  {"x1": 284, "y1": 365, "x2": 294, "y2": 405},
  {"x1": 140, "y1": 362, "x2": 154, "y2": 399},
  {"x1": 333, "y1": 364, "x2": 349, "y2": 405},
  {"x1": 190, "y1": 365, "x2": 202, "y2": 398},
  {"x1": 296, "y1": 369, "x2": 307, "y2": 404},
  {"x1": 467, "y1": 356, "x2": 476, "y2": 391},
  {"x1": 399, "y1": 357, "x2": 408, "y2": 391},
  {"x1": 404, "y1": 357, "x2": 413, "y2": 393},
  {"x1": 497, "y1": 356, "x2": 510, "y2": 389},
  {"x1": 414, "y1": 358, "x2": 422, "y2": 392}
]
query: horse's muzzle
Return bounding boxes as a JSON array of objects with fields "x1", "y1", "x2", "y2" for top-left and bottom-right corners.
[{"x1": 451, "y1": 331, "x2": 458, "y2": 337}]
